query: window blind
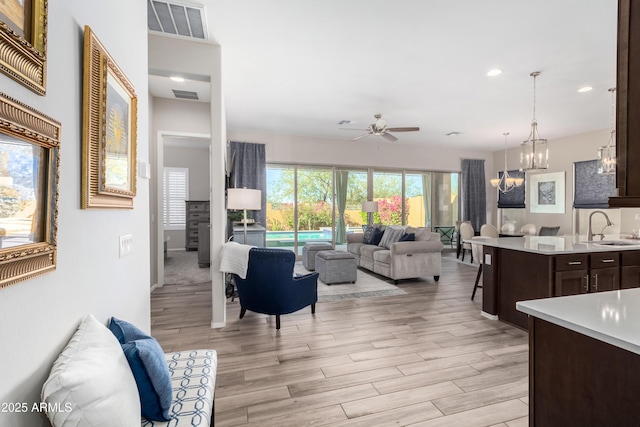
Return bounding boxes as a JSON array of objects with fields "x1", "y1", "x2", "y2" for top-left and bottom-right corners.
[
  {"x1": 497, "y1": 170, "x2": 526, "y2": 209},
  {"x1": 163, "y1": 167, "x2": 189, "y2": 229},
  {"x1": 573, "y1": 160, "x2": 615, "y2": 209}
]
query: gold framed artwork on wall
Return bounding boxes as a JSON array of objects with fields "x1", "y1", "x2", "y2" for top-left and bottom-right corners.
[
  {"x1": 0, "y1": 0, "x2": 47, "y2": 95},
  {"x1": 0, "y1": 92, "x2": 61, "y2": 289},
  {"x1": 82, "y1": 25, "x2": 137, "y2": 209}
]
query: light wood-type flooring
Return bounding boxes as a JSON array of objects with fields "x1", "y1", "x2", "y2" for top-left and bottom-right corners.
[{"x1": 151, "y1": 253, "x2": 530, "y2": 426}]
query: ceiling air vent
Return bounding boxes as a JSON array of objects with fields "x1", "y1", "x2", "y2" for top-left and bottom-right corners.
[
  {"x1": 172, "y1": 89, "x2": 199, "y2": 100},
  {"x1": 148, "y1": 0, "x2": 207, "y2": 39}
]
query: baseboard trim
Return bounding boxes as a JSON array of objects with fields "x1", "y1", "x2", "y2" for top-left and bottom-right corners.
[{"x1": 481, "y1": 311, "x2": 499, "y2": 321}]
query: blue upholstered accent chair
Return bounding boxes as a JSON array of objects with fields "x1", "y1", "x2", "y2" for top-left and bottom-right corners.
[{"x1": 233, "y1": 248, "x2": 319, "y2": 330}]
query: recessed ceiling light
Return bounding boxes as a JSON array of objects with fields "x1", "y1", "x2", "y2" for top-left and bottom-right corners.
[
  {"x1": 446, "y1": 131, "x2": 461, "y2": 136},
  {"x1": 487, "y1": 69, "x2": 502, "y2": 77},
  {"x1": 578, "y1": 86, "x2": 593, "y2": 93},
  {"x1": 337, "y1": 120, "x2": 353, "y2": 125},
  {"x1": 170, "y1": 76, "x2": 185, "y2": 82}
]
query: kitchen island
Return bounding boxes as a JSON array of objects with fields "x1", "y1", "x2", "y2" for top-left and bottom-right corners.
[
  {"x1": 478, "y1": 235, "x2": 640, "y2": 329},
  {"x1": 517, "y1": 289, "x2": 640, "y2": 426}
]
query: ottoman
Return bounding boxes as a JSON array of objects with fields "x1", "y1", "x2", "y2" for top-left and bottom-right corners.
[
  {"x1": 302, "y1": 242, "x2": 334, "y2": 270},
  {"x1": 315, "y1": 250, "x2": 357, "y2": 285}
]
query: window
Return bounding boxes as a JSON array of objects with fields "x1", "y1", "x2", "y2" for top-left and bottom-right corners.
[{"x1": 163, "y1": 167, "x2": 189, "y2": 230}]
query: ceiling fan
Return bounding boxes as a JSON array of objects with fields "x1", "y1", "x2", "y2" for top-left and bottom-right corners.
[{"x1": 341, "y1": 114, "x2": 420, "y2": 142}]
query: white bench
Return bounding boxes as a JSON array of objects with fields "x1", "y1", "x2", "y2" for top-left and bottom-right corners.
[{"x1": 141, "y1": 349, "x2": 217, "y2": 427}]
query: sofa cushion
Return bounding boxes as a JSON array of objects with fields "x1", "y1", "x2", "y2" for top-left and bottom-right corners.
[
  {"x1": 347, "y1": 242, "x2": 365, "y2": 257},
  {"x1": 41, "y1": 314, "x2": 140, "y2": 427},
  {"x1": 399, "y1": 233, "x2": 415, "y2": 242},
  {"x1": 109, "y1": 317, "x2": 173, "y2": 421},
  {"x1": 378, "y1": 227, "x2": 405, "y2": 249},
  {"x1": 373, "y1": 249, "x2": 391, "y2": 264},
  {"x1": 360, "y1": 244, "x2": 385, "y2": 259}
]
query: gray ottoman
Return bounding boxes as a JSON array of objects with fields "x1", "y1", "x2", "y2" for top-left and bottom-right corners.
[
  {"x1": 315, "y1": 250, "x2": 357, "y2": 285},
  {"x1": 302, "y1": 242, "x2": 333, "y2": 270}
]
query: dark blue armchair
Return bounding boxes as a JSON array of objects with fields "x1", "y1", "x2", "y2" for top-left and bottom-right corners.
[{"x1": 233, "y1": 248, "x2": 318, "y2": 330}]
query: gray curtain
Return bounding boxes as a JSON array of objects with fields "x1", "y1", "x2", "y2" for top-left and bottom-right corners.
[
  {"x1": 497, "y1": 169, "x2": 526, "y2": 208},
  {"x1": 422, "y1": 174, "x2": 431, "y2": 227},
  {"x1": 229, "y1": 141, "x2": 266, "y2": 227},
  {"x1": 335, "y1": 170, "x2": 349, "y2": 244},
  {"x1": 461, "y1": 159, "x2": 486, "y2": 232}
]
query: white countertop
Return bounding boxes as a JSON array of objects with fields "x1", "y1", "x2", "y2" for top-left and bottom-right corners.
[
  {"x1": 473, "y1": 235, "x2": 640, "y2": 254},
  {"x1": 516, "y1": 289, "x2": 640, "y2": 355}
]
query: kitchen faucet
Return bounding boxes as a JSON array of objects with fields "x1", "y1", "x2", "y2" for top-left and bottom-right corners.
[{"x1": 587, "y1": 210, "x2": 613, "y2": 241}]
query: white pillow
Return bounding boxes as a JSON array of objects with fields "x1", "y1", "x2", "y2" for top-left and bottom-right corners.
[{"x1": 41, "y1": 314, "x2": 141, "y2": 427}]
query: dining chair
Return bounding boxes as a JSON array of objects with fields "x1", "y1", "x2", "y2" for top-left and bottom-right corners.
[
  {"x1": 520, "y1": 223, "x2": 537, "y2": 236},
  {"x1": 480, "y1": 224, "x2": 499, "y2": 238},
  {"x1": 538, "y1": 226, "x2": 560, "y2": 236}
]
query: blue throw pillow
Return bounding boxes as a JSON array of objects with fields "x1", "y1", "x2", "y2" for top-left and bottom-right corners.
[
  {"x1": 121, "y1": 338, "x2": 173, "y2": 421},
  {"x1": 370, "y1": 227, "x2": 384, "y2": 245},
  {"x1": 399, "y1": 233, "x2": 415, "y2": 242},
  {"x1": 108, "y1": 316, "x2": 151, "y2": 344},
  {"x1": 108, "y1": 317, "x2": 172, "y2": 421}
]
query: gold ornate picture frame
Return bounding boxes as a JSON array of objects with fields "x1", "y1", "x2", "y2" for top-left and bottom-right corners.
[
  {"x1": 0, "y1": 92, "x2": 61, "y2": 289},
  {"x1": 82, "y1": 25, "x2": 137, "y2": 209},
  {"x1": 0, "y1": 0, "x2": 47, "y2": 95}
]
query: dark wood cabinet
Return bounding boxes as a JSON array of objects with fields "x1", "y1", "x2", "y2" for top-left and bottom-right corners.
[
  {"x1": 610, "y1": 0, "x2": 640, "y2": 207},
  {"x1": 621, "y1": 251, "x2": 640, "y2": 288},
  {"x1": 554, "y1": 252, "x2": 620, "y2": 296}
]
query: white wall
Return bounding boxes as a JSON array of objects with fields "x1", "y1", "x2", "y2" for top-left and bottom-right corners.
[
  {"x1": 0, "y1": 2, "x2": 149, "y2": 426},
  {"x1": 492, "y1": 128, "x2": 640, "y2": 234},
  {"x1": 164, "y1": 144, "x2": 210, "y2": 249}
]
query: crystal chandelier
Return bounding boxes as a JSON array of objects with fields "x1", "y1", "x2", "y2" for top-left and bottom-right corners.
[
  {"x1": 520, "y1": 71, "x2": 549, "y2": 171},
  {"x1": 491, "y1": 132, "x2": 524, "y2": 193},
  {"x1": 597, "y1": 88, "x2": 616, "y2": 175}
]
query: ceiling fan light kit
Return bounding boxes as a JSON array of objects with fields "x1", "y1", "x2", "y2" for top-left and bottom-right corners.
[
  {"x1": 341, "y1": 114, "x2": 419, "y2": 142},
  {"x1": 520, "y1": 71, "x2": 549, "y2": 172},
  {"x1": 491, "y1": 132, "x2": 524, "y2": 193}
]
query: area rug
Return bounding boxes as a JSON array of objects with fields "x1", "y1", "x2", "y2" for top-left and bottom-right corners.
[
  {"x1": 164, "y1": 250, "x2": 407, "y2": 302},
  {"x1": 293, "y1": 262, "x2": 407, "y2": 302}
]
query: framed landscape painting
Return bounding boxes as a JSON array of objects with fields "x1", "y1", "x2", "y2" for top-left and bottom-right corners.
[
  {"x1": 82, "y1": 25, "x2": 137, "y2": 209},
  {"x1": 0, "y1": 0, "x2": 47, "y2": 94}
]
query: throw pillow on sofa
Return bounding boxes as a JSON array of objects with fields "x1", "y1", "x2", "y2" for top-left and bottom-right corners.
[
  {"x1": 378, "y1": 227, "x2": 405, "y2": 249},
  {"x1": 109, "y1": 317, "x2": 173, "y2": 421},
  {"x1": 399, "y1": 233, "x2": 415, "y2": 242},
  {"x1": 41, "y1": 314, "x2": 141, "y2": 427}
]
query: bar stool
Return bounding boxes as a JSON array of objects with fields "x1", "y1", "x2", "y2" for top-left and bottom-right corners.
[{"x1": 470, "y1": 237, "x2": 488, "y2": 301}]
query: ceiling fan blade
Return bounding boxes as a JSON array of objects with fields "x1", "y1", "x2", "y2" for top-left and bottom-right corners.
[
  {"x1": 352, "y1": 133, "x2": 371, "y2": 141},
  {"x1": 386, "y1": 127, "x2": 420, "y2": 132},
  {"x1": 382, "y1": 132, "x2": 398, "y2": 142}
]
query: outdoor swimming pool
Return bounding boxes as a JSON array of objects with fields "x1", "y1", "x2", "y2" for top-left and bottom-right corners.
[{"x1": 266, "y1": 228, "x2": 360, "y2": 246}]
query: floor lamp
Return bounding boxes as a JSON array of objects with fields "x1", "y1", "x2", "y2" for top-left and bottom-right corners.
[
  {"x1": 227, "y1": 188, "x2": 262, "y2": 244},
  {"x1": 362, "y1": 201, "x2": 379, "y2": 228}
]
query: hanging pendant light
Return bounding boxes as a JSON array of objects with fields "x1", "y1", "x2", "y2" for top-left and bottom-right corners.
[
  {"x1": 491, "y1": 132, "x2": 524, "y2": 193},
  {"x1": 597, "y1": 88, "x2": 616, "y2": 175},
  {"x1": 520, "y1": 71, "x2": 549, "y2": 171}
]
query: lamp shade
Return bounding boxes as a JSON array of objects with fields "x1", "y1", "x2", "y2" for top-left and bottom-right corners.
[
  {"x1": 362, "y1": 201, "x2": 379, "y2": 213},
  {"x1": 227, "y1": 188, "x2": 261, "y2": 210}
]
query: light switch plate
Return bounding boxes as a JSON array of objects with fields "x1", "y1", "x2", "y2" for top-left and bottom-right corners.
[
  {"x1": 484, "y1": 254, "x2": 491, "y2": 265},
  {"x1": 119, "y1": 234, "x2": 133, "y2": 257}
]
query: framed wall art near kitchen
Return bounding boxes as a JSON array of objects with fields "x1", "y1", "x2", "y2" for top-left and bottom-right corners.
[
  {"x1": 0, "y1": 92, "x2": 61, "y2": 289},
  {"x1": 530, "y1": 171, "x2": 565, "y2": 214},
  {"x1": 0, "y1": 0, "x2": 47, "y2": 94},
  {"x1": 82, "y1": 25, "x2": 137, "y2": 209}
]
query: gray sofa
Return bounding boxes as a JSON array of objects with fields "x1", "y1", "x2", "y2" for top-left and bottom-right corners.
[{"x1": 347, "y1": 226, "x2": 443, "y2": 283}]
